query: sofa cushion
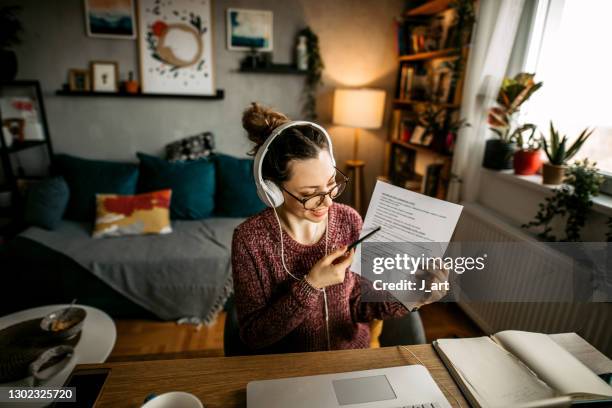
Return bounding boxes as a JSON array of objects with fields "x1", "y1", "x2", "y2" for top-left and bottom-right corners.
[
  {"x1": 213, "y1": 153, "x2": 266, "y2": 217},
  {"x1": 136, "y1": 152, "x2": 215, "y2": 220},
  {"x1": 54, "y1": 154, "x2": 139, "y2": 221},
  {"x1": 24, "y1": 176, "x2": 70, "y2": 230},
  {"x1": 93, "y1": 189, "x2": 172, "y2": 238}
]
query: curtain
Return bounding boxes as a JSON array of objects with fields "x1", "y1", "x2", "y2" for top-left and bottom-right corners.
[{"x1": 447, "y1": 0, "x2": 528, "y2": 203}]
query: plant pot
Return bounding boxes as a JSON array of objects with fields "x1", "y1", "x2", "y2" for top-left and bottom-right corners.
[
  {"x1": 542, "y1": 162, "x2": 566, "y2": 185},
  {"x1": 482, "y1": 139, "x2": 516, "y2": 170},
  {"x1": 0, "y1": 50, "x2": 18, "y2": 81},
  {"x1": 513, "y1": 150, "x2": 542, "y2": 175}
]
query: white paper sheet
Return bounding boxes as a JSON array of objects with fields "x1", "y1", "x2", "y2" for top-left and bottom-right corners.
[{"x1": 350, "y1": 180, "x2": 463, "y2": 274}]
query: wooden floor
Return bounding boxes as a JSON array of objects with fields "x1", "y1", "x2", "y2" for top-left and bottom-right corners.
[{"x1": 108, "y1": 303, "x2": 483, "y2": 361}]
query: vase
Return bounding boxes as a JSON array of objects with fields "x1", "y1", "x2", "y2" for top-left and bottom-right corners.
[
  {"x1": 0, "y1": 50, "x2": 17, "y2": 81},
  {"x1": 542, "y1": 163, "x2": 566, "y2": 185},
  {"x1": 482, "y1": 139, "x2": 516, "y2": 170},
  {"x1": 513, "y1": 150, "x2": 542, "y2": 175}
]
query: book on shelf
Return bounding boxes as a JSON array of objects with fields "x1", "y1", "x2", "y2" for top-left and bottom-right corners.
[{"x1": 434, "y1": 331, "x2": 612, "y2": 408}]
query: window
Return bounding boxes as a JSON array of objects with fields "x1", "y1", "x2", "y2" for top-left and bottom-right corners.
[{"x1": 519, "y1": 0, "x2": 612, "y2": 191}]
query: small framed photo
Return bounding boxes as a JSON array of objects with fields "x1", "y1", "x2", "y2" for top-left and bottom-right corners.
[
  {"x1": 90, "y1": 61, "x2": 119, "y2": 93},
  {"x1": 68, "y1": 69, "x2": 91, "y2": 92},
  {"x1": 84, "y1": 0, "x2": 136, "y2": 39},
  {"x1": 226, "y1": 8, "x2": 273, "y2": 51}
]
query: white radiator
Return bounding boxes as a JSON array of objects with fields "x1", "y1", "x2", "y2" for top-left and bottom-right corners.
[{"x1": 454, "y1": 203, "x2": 612, "y2": 357}]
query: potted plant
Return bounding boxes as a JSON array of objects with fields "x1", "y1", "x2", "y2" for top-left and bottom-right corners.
[
  {"x1": 484, "y1": 73, "x2": 542, "y2": 170},
  {"x1": 298, "y1": 27, "x2": 324, "y2": 120},
  {"x1": 0, "y1": 6, "x2": 22, "y2": 81},
  {"x1": 512, "y1": 124, "x2": 542, "y2": 175},
  {"x1": 541, "y1": 122, "x2": 594, "y2": 185},
  {"x1": 419, "y1": 104, "x2": 469, "y2": 154}
]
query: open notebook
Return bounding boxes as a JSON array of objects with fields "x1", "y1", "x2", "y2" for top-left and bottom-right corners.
[{"x1": 433, "y1": 331, "x2": 612, "y2": 408}]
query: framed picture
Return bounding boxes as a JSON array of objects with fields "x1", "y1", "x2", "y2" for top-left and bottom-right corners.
[
  {"x1": 138, "y1": 0, "x2": 215, "y2": 95},
  {"x1": 84, "y1": 0, "x2": 137, "y2": 39},
  {"x1": 0, "y1": 82, "x2": 49, "y2": 144},
  {"x1": 68, "y1": 69, "x2": 91, "y2": 92},
  {"x1": 226, "y1": 8, "x2": 273, "y2": 51},
  {"x1": 91, "y1": 61, "x2": 119, "y2": 92}
]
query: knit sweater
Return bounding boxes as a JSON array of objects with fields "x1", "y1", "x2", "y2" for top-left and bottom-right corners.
[{"x1": 231, "y1": 202, "x2": 408, "y2": 354}]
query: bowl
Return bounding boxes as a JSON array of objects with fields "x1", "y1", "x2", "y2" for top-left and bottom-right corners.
[
  {"x1": 40, "y1": 307, "x2": 87, "y2": 339},
  {"x1": 141, "y1": 392, "x2": 203, "y2": 408}
]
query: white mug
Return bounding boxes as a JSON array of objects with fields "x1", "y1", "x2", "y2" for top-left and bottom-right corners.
[{"x1": 141, "y1": 391, "x2": 203, "y2": 408}]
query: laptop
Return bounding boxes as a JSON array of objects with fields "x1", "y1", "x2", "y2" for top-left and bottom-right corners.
[{"x1": 247, "y1": 365, "x2": 451, "y2": 408}]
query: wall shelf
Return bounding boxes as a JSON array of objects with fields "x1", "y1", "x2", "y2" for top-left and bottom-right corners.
[
  {"x1": 238, "y1": 64, "x2": 307, "y2": 75},
  {"x1": 393, "y1": 99, "x2": 460, "y2": 109},
  {"x1": 55, "y1": 89, "x2": 225, "y2": 100}
]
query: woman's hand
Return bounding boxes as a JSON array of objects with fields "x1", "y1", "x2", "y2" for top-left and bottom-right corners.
[
  {"x1": 413, "y1": 267, "x2": 450, "y2": 309},
  {"x1": 305, "y1": 246, "x2": 355, "y2": 289}
]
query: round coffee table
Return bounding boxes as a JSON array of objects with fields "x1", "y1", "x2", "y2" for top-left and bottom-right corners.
[{"x1": 0, "y1": 304, "x2": 116, "y2": 407}]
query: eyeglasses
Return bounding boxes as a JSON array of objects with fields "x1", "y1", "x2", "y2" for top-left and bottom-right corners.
[{"x1": 280, "y1": 168, "x2": 349, "y2": 210}]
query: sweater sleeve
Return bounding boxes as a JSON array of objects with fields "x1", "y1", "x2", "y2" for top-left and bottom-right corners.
[
  {"x1": 349, "y1": 273, "x2": 410, "y2": 323},
  {"x1": 231, "y1": 230, "x2": 321, "y2": 350}
]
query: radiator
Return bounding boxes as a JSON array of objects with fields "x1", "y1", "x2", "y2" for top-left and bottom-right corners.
[{"x1": 453, "y1": 203, "x2": 612, "y2": 357}]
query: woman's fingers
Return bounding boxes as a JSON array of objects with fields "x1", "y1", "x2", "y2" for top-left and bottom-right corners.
[{"x1": 323, "y1": 245, "x2": 349, "y2": 265}]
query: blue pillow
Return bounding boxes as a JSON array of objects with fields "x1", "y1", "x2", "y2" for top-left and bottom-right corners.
[
  {"x1": 24, "y1": 176, "x2": 70, "y2": 230},
  {"x1": 136, "y1": 152, "x2": 215, "y2": 220},
  {"x1": 54, "y1": 154, "x2": 139, "y2": 221},
  {"x1": 213, "y1": 153, "x2": 266, "y2": 217}
]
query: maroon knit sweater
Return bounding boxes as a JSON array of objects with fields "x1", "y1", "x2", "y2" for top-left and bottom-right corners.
[{"x1": 231, "y1": 202, "x2": 408, "y2": 354}]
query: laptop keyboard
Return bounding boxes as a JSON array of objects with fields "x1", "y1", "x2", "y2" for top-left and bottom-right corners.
[{"x1": 391, "y1": 403, "x2": 441, "y2": 408}]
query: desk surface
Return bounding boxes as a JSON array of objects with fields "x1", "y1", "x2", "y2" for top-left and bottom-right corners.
[{"x1": 80, "y1": 345, "x2": 467, "y2": 407}]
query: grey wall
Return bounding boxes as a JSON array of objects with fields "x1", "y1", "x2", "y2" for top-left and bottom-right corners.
[{"x1": 3, "y1": 0, "x2": 403, "y2": 205}]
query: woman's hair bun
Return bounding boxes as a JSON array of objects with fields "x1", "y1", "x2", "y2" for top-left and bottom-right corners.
[{"x1": 242, "y1": 102, "x2": 290, "y2": 154}]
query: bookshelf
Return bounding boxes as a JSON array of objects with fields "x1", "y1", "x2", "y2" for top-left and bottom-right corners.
[{"x1": 385, "y1": 0, "x2": 476, "y2": 199}]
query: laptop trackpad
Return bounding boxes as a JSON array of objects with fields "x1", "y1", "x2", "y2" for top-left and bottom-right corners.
[{"x1": 332, "y1": 375, "x2": 397, "y2": 406}]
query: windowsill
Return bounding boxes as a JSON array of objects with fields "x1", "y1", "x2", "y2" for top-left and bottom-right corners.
[{"x1": 481, "y1": 168, "x2": 612, "y2": 217}]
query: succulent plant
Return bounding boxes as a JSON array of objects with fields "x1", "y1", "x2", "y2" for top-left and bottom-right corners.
[{"x1": 542, "y1": 122, "x2": 594, "y2": 165}]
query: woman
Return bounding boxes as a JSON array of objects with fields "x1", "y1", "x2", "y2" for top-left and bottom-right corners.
[{"x1": 232, "y1": 103, "x2": 446, "y2": 354}]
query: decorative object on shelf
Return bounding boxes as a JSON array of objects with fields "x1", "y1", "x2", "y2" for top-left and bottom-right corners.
[
  {"x1": 417, "y1": 104, "x2": 469, "y2": 154},
  {"x1": 523, "y1": 159, "x2": 605, "y2": 242},
  {"x1": 90, "y1": 61, "x2": 119, "y2": 92},
  {"x1": 68, "y1": 69, "x2": 91, "y2": 92},
  {"x1": 124, "y1": 71, "x2": 139, "y2": 94},
  {"x1": 226, "y1": 8, "x2": 273, "y2": 51},
  {"x1": 389, "y1": 143, "x2": 420, "y2": 191},
  {"x1": 483, "y1": 72, "x2": 542, "y2": 170},
  {"x1": 84, "y1": 0, "x2": 136, "y2": 39},
  {"x1": 298, "y1": 26, "x2": 324, "y2": 120},
  {"x1": 512, "y1": 124, "x2": 542, "y2": 175},
  {"x1": 138, "y1": 0, "x2": 215, "y2": 95},
  {"x1": 3, "y1": 118, "x2": 24, "y2": 143},
  {"x1": 296, "y1": 35, "x2": 308, "y2": 71},
  {"x1": 0, "y1": 6, "x2": 22, "y2": 81},
  {"x1": 448, "y1": 0, "x2": 476, "y2": 48},
  {"x1": 333, "y1": 88, "x2": 386, "y2": 215},
  {"x1": 541, "y1": 121, "x2": 594, "y2": 185}
]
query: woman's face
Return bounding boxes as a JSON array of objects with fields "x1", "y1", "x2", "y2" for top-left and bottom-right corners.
[{"x1": 281, "y1": 150, "x2": 336, "y2": 223}]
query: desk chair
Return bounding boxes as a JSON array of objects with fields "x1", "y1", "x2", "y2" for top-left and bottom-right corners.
[{"x1": 223, "y1": 296, "x2": 427, "y2": 356}]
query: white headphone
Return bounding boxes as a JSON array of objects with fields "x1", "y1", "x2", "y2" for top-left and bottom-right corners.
[{"x1": 253, "y1": 120, "x2": 336, "y2": 207}]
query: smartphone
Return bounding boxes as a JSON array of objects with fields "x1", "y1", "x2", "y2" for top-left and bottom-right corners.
[
  {"x1": 51, "y1": 368, "x2": 110, "y2": 408},
  {"x1": 347, "y1": 226, "x2": 381, "y2": 251}
]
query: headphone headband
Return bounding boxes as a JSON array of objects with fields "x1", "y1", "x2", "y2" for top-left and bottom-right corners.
[{"x1": 252, "y1": 120, "x2": 336, "y2": 207}]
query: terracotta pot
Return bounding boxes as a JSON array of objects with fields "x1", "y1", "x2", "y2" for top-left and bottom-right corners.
[
  {"x1": 125, "y1": 80, "x2": 139, "y2": 94},
  {"x1": 482, "y1": 139, "x2": 516, "y2": 170},
  {"x1": 513, "y1": 150, "x2": 542, "y2": 175},
  {"x1": 542, "y1": 162, "x2": 566, "y2": 185}
]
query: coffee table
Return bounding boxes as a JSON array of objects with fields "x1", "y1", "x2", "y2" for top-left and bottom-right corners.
[{"x1": 0, "y1": 304, "x2": 116, "y2": 407}]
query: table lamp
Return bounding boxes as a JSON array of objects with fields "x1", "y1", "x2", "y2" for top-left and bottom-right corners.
[{"x1": 332, "y1": 88, "x2": 386, "y2": 214}]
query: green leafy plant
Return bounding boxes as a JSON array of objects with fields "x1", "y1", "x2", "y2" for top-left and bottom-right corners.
[
  {"x1": 419, "y1": 104, "x2": 469, "y2": 152},
  {"x1": 488, "y1": 72, "x2": 542, "y2": 143},
  {"x1": 541, "y1": 122, "x2": 594, "y2": 165},
  {"x1": 0, "y1": 6, "x2": 22, "y2": 50},
  {"x1": 298, "y1": 27, "x2": 324, "y2": 120},
  {"x1": 513, "y1": 124, "x2": 540, "y2": 151},
  {"x1": 523, "y1": 159, "x2": 605, "y2": 241}
]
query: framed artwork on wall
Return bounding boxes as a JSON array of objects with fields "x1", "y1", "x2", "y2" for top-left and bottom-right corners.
[
  {"x1": 91, "y1": 61, "x2": 119, "y2": 92},
  {"x1": 138, "y1": 0, "x2": 215, "y2": 96},
  {"x1": 226, "y1": 8, "x2": 273, "y2": 51},
  {"x1": 84, "y1": 0, "x2": 137, "y2": 39},
  {"x1": 68, "y1": 69, "x2": 91, "y2": 92}
]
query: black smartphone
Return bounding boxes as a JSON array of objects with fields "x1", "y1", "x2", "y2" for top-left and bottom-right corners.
[
  {"x1": 347, "y1": 226, "x2": 381, "y2": 251},
  {"x1": 51, "y1": 368, "x2": 110, "y2": 408}
]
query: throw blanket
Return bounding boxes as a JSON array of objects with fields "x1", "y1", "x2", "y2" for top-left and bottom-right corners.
[{"x1": 21, "y1": 218, "x2": 244, "y2": 324}]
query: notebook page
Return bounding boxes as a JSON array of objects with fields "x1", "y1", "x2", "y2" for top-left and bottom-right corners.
[
  {"x1": 493, "y1": 331, "x2": 612, "y2": 398},
  {"x1": 435, "y1": 337, "x2": 555, "y2": 407},
  {"x1": 548, "y1": 333, "x2": 612, "y2": 376}
]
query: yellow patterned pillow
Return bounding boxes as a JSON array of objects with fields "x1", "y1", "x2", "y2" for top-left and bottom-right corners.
[{"x1": 93, "y1": 190, "x2": 172, "y2": 238}]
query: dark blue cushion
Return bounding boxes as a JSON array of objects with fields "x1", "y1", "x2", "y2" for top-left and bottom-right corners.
[
  {"x1": 54, "y1": 154, "x2": 139, "y2": 221},
  {"x1": 213, "y1": 154, "x2": 266, "y2": 217},
  {"x1": 136, "y1": 152, "x2": 215, "y2": 220},
  {"x1": 24, "y1": 177, "x2": 70, "y2": 230}
]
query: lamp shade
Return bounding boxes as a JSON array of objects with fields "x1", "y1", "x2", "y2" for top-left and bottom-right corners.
[{"x1": 332, "y1": 88, "x2": 386, "y2": 129}]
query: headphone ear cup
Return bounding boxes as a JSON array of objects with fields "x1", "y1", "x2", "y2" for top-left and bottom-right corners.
[{"x1": 263, "y1": 180, "x2": 284, "y2": 207}]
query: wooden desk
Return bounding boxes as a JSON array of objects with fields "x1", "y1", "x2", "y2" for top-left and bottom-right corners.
[{"x1": 80, "y1": 345, "x2": 468, "y2": 407}]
